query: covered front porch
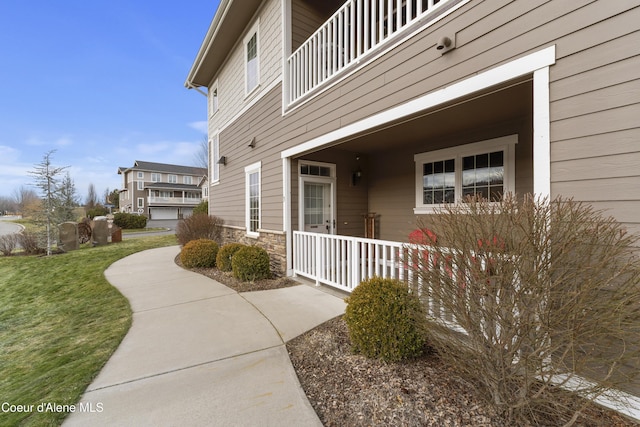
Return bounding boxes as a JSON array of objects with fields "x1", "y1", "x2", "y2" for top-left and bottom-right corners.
[{"x1": 285, "y1": 74, "x2": 537, "y2": 291}]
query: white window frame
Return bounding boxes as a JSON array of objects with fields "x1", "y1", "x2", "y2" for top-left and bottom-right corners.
[
  {"x1": 137, "y1": 198, "x2": 144, "y2": 209},
  {"x1": 209, "y1": 80, "x2": 219, "y2": 116},
  {"x1": 210, "y1": 134, "x2": 220, "y2": 183},
  {"x1": 137, "y1": 171, "x2": 144, "y2": 179},
  {"x1": 151, "y1": 173, "x2": 161, "y2": 182},
  {"x1": 183, "y1": 176, "x2": 192, "y2": 185},
  {"x1": 245, "y1": 161, "x2": 261, "y2": 238},
  {"x1": 414, "y1": 135, "x2": 517, "y2": 214},
  {"x1": 244, "y1": 19, "x2": 260, "y2": 97},
  {"x1": 168, "y1": 174, "x2": 177, "y2": 184},
  {"x1": 137, "y1": 180, "x2": 144, "y2": 190}
]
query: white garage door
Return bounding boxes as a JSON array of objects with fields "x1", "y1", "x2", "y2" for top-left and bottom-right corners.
[{"x1": 150, "y1": 207, "x2": 178, "y2": 220}]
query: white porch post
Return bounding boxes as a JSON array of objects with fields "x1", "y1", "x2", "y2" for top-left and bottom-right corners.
[
  {"x1": 533, "y1": 66, "x2": 551, "y2": 200},
  {"x1": 283, "y1": 157, "x2": 293, "y2": 275}
]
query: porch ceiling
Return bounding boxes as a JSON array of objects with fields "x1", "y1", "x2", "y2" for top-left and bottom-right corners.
[{"x1": 332, "y1": 79, "x2": 533, "y2": 155}]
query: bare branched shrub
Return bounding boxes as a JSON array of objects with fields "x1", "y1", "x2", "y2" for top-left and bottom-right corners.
[
  {"x1": 18, "y1": 231, "x2": 45, "y2": 255},
  {"x1": 175, "y1": 213, "x2": 224, "y2": 246},
  {"x1": 413, "y1": 195, "x2": 640, "y2": 425},
  {"x1": 0, "y1": 233, "x2": 19, "y2": 256}
]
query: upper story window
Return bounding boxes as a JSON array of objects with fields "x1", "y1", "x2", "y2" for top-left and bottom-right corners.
[
  {"x1": 209, "y1": 82, "x2": 219, "y2": 116},
  {"x1": 184, "y1": 176, "x2": 193, "y2": 185},
  {"x1": 137, "y1": 180, "x2": 144, "y2": 190},
  {"x1": 151, "y1": 173, "x2": 161, "y2": 182},
  {"x1": 414, "y1": 135, "x2": 517, "y2": 214},
  {"x1": 168, "y1": 174, "x2": 177, "y2": 184},
  {"x1": 244, "y1": 20, "x2": 260, "y2": 95},
  {"x1": 137, "y1": 171, "x2": 144, "y2": 179}
]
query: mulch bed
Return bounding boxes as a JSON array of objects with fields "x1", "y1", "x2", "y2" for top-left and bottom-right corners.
[{"x1": 174, "y1": 255, "x2": 297, "y2": 292}]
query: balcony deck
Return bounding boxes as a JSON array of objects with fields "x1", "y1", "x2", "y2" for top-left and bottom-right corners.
[{"x1": 287, "y1": 0, "x2": 454, "y2": 105}]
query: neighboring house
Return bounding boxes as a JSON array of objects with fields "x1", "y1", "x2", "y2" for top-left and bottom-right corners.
[
  {"x1": 185, "y1": 1, "x2": 640, "y2": 286},
  {"x1": 118, "y1": 161, "x2": 207, "y2": 220}
]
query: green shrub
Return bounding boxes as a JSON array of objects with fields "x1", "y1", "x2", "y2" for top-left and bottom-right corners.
[
  {"x1": 86, "y1": 205, "x2": 108, "y2": 219},
  {"x1": 231, "y1": 246, "x2": 271, "y2": 281},
  {"x1": 193, "y1": 200, "x2": 208, "y2": 215},
  {"x1": 113, "y1": 212, "x2": 147, "y2": 229},
  {"x1": 180, "y1": 239, "x2": 219, "y2": 269},
  {"x1": 175, "y1": 213, "x2": 223, "y2": 246},
  {"x1": 216, "y1": 243, "x2": 246, "y2": 272},
  {"x1": 344, "y1": 277, "x2": 426, "y2": 362}
]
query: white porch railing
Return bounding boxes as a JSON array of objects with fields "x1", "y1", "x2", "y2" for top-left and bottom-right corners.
[
  {"x1": 287, "y1": 0, "x2": 450, "y2": 104},
  {"x1": 292, "y1": 230, "x2": 463, "y2": 329},
  {"x1": 147, "y1": 196, "x2": 202, "y2": 205}
]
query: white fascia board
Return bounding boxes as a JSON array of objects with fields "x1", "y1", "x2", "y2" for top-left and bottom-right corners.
[{"x1": 281, "y1": 46, "x2": 556, "y2": 159}]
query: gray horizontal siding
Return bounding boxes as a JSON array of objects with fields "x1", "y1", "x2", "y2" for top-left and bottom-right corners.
[{"x1": 212, "y1": 0, "x2": 640, "y2": 236}]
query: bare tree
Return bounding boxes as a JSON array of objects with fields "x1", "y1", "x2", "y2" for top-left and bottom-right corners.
[
  {"x1": 85, "y1": 183, "x2": 98, "y2": 211},
  {"x1": 193, "y1": 135, "x2": 209, "y2": 169},
  {"x1": 28, "y1": 150, "x2": 69, "y2": 255},
  {"x1": 12, "y1": 185, "x2": 39, "y2": 216},
  {"x1": 0, "y1": 196, "x2": 16, "y2": 215}
]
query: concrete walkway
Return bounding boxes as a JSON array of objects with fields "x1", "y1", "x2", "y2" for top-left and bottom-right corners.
[{"x1": 64, "y1": 246, "x2": 346, "y2": 426}]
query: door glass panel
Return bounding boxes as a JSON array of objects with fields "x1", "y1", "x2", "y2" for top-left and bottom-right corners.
[{"x1": 303, "y1": 182, "x2": 331, "y2": 233}]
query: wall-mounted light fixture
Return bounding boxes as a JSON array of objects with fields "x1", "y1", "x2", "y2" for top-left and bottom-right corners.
[
  {"x1": 248, "y1": 137, "x2": 256, "y2": 148},
  {"x1": 217, "y1": 156, "x2": 227, "y2": 166},
  {"x1": 436, "y1": 35, "x2": 455, "y2": 54}
]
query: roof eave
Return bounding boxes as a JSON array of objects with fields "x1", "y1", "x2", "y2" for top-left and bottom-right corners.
[{"x1": 185, "y1": 0, "x2": 263, "y2": 88}]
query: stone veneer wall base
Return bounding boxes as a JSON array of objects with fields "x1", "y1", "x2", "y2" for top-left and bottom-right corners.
[{"x1": 221, "y1": 226, "x2": 287, "y2": 277}]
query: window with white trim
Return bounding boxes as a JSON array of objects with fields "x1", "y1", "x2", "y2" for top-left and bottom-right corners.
[
  {"x1": 183, "y1": 176, "x2": 192, "y2": 185},
  {"x1": 209, "y1": 82, "x2": 219, "y2": 116},
  {"x1": 244, "y1": 20, "x2": 260, "y2": 95},
  {"x1": 210, "y1": 135, "x2": 220, "y2": 183},
  {"x1": 137, "y1": 180, "x2": 144, "y2": 190},
  {"x1": 245, "y1": 162, "x2": 261, "y2": 236},
  {"x1": 137, "y1": 171, "x2": 144, "y2": 179},
  {"x1": 137, "y1": 198, "x2": 144, "y2": 208},
  {"x1": 168, "y1": 174, "x2": 177, "y2": 184},
  {"x1": 151, "y1": 173, "x2": 161, "y2": 182},
  {"x1": 414, "y1": 135, "x2": 517, "y2": 213}
]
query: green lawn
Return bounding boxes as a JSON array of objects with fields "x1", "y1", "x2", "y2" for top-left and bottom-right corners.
[{"x1": 0, "y1": 235, "x2": 178, "y2": 426}]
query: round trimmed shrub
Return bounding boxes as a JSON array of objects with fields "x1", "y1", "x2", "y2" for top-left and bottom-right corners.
[
  {"x1": 216, "y1": 243, "x2": 246, "y2": 272},
  {"x1": 180, "y1": 239, "x2": 219, "y2": 269},
  {"x1": 344, "y1": 277, "x2": 427, "y2": 362},
  {"x1": 231, "y1": 246, "x2": 271, "y2": 281}
]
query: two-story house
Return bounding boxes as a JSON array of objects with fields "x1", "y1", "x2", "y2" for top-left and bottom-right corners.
[
  {"x1": 185, "y1": 0, "x2": 640, "y2": 286},
  {"x1": 118, "y1": 161, "x2": 207, "y2": 220}
]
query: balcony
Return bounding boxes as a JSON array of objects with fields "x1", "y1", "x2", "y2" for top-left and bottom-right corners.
[
  {"x1": 147, "y1": 196, "x2": 202, "y2": 205},
  {"x1": 287, "y1": 0, "x2": 452, "y2": 105}
]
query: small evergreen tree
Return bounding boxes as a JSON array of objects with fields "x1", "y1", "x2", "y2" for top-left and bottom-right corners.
[
  {"x1": 56, "y1": 172, "x2": 79, "y2": 223},
  {"x1": 28, "y1": 150, "x2": 68, "y2": 255}
]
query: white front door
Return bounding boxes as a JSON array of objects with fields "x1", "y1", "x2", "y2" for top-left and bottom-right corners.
[
  {"x1": 299, "y1": 161, "x2": 336, "y2": 234},
  {"x1": 303, "y1": 182, "x2": 332, "y2": 233}
]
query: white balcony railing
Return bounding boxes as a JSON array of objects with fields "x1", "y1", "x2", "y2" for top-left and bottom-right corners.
[
  {"x1": 287, "y1": 0, "x2": 450, "y2": 104},
  {"x1": 147, "y1": 196, "x2": 202, "y2": 205}
]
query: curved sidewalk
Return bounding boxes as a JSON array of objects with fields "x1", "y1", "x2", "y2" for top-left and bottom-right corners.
[{"x1": 64, "y1": 246, "x2": 346, "y2": 426}]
